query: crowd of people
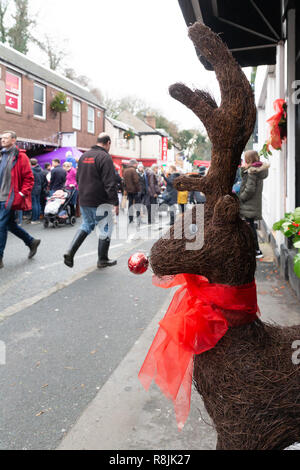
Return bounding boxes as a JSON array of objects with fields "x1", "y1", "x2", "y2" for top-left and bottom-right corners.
[
  {"x1": 122, "y1": 161, "x2": 207, "y2": 226},
  {"x1": 0, "y1": 129, "x2": 269, "y2": 270}
]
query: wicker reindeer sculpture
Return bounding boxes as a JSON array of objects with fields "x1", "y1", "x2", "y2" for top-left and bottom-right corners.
[{"x1": 138, "y1": 23, "x2": 300, "y2": 450}]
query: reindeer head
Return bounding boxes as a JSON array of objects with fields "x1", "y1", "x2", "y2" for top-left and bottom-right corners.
[{"x1": 150, "y1": 23, "x2": 257, "y2": 286}]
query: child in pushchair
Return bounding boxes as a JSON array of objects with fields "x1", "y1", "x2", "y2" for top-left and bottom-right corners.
[{"x1": 43, "y1": 188, "x2": 77, "y2": 228}]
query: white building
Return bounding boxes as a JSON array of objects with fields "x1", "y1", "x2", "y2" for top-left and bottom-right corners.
[{"x1": 179, "y1": 0, "x2": 300, "y2": 299}]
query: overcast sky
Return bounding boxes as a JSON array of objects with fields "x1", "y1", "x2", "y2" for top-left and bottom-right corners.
[{"x1": 27, "y1": 0, "x2": 250, "y2": 131}]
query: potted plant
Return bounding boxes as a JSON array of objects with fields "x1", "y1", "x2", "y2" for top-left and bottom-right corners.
[{"x1": 273, "y1": 207, "x2": 300, "y2": 277}]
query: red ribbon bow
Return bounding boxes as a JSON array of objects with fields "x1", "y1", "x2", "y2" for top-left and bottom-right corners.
[{"x1": 138, "y1": 274, "x2": 259, "y2": 429}]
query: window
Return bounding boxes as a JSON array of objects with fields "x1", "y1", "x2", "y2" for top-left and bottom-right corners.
[
  {"x1": 72, "y1": 99, "x2": 81, "y2": 130},
  {"x1": 87, "y1": 106, "x2": 95, "y2": 134},
  {"x1": 5, "y1": 70, "x2": 21, "y2": 112},
  {"x1": 34, "y1": 83, "x2": 46, "y2": 118}
]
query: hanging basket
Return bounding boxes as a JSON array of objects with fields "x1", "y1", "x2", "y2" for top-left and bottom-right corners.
[
  {"x1": 50, "y1": 92, "x2": 68, "y2": 113},
  {"x1": 124, "y1": 129, "x2": 135, "y2": 140}
]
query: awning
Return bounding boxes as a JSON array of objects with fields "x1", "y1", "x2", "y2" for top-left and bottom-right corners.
[
  {"x1": 111, "y1": 155, "x2": 157, "y2": 168},
  {"x1": 193, "y1": 160, "x2": 211, "y2": 167},
  {"x1": 178, "y1": 0, "x2": 283, "y2": 69}
]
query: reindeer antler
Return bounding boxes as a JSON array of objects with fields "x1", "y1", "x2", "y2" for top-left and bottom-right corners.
[{"x1": 170, "y1": 23, "x2": 256, "y2": 205}]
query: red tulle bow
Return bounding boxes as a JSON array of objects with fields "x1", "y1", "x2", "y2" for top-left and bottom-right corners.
[{"x1": 138, "y1": 274, "x2": 259, "y2": 429}]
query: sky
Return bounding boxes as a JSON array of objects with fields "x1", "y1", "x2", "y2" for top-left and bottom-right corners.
[{"x1": 25, "y1": 0, "x2": 249, "y2": 131}]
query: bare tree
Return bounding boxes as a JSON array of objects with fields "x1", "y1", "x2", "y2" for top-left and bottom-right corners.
[{"x1": 33, "y1": 35, "x2": 67, "y2": 71}]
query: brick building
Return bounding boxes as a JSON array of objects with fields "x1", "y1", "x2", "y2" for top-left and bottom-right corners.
[{"x1": 0, "y1": 43, "x2": 105, "y2": 156}]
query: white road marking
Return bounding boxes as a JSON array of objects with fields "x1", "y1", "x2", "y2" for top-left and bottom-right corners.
[{"x1": 0, "y1": 241, "x2": 145, "y2": 322}]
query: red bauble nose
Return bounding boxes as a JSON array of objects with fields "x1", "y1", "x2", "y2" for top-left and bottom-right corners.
[{"x1": 128, "y1": 252, "x2": 149, "y2": 275}]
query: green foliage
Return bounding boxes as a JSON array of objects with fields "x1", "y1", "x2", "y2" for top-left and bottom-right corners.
[
  {"x1": 0, "y1": 0, "x2": 9, "y2": 43},
  {"x1": 50, "y1": 92, "x2": 68, "y2": 113},
  {"x1": 259, "y1": 142, "x2": 272, "y2": 159},
  {"x1": 294, "y1": 254, "x2": 300, "y2": 277},
  {"x1": 8, "y1": 0, "x2": 35, "y2": 54},
  {"x1": 273, "y1": 208, "x2": 300, "y2": 278},
  {"x1": 124, "y1": 129, "x2": 135, "y2": 140}
]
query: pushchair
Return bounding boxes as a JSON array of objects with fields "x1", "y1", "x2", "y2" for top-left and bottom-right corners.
[{"x1": 43, "y1": 188, "x2": 77, "y2": 228}]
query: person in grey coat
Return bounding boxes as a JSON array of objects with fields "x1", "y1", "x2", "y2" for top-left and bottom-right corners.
[
  {"x1": 162, "y1": 165, "x2": 180, "y2": 225},
  {"x1": 239, "y1": 150, "x2": 270, "y2": 259}
]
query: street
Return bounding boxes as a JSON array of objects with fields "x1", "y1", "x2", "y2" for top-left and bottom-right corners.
[
  {"x1": 0, "y1": 211, "x2": 173, "y2": 450},
  {"x1": 0, "y1": 212, "x2": 300, "y2": 451}
]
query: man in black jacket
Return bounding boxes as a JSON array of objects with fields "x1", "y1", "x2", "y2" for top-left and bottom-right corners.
[
  {"x1": 50, "y1": 159, "x2": 66, "y2": 194},
  {"x1": 63, "y1": 133, "x2": 119, "y2": 269}
]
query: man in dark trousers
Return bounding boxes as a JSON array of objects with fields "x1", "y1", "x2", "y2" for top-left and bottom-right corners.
[
  {"x1": 30, "y1": 158, "x2": 46, "y2": 223},
  {"x1": 63, "y1": 133, "x2": 119, "y2": 269},
  {"x1": 123, "y1": 159, "x2": 141, "y2": 224},
  {"x1": 0, "y1": 131, "x2": 40, "y2": 269},
  {"x1": 50, "y1": 158, "x2": 66, "y2": 194}
]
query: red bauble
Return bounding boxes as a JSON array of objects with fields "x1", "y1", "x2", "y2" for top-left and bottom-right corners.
[{"x1": 128, "y1": 252, "x2": 149, "y2": 275}]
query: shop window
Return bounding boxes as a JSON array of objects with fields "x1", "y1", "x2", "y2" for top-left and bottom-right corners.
[
  {"x1": 5, "y1": 70, "x2": 21, "y2": 112},
  {"x1": 34, "y1": 83, "x2": 46, "y2": 118}
]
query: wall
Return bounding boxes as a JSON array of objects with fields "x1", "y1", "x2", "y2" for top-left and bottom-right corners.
[
  {"x1": 105, "y1": 118, "x2": 141, "y2": 159},
  {"x1": 0, "y1": 64, "x2": 104, "y2": 149}
]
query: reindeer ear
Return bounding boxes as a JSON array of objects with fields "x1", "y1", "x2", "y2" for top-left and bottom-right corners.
[
  {"x1": 173, "y1": 174, "x2": 206, "y2": 192},
  {"x1": 213, "y1": 195, "x2": 240, "y2": 225}
]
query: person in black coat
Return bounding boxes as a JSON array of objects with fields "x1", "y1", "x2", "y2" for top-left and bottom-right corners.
[
  {"x1": 64, "y1": 133, "x2": 119, "y2": 269},
  {"x1": 30, "y1": 158, "x2": 47, "y2": 223},
  {"x1": 50, "y1": 159, "x2": 66, "y2": 194},
  {"x1": 162, "y1": 165, "x2": 180, "y2": 225}
]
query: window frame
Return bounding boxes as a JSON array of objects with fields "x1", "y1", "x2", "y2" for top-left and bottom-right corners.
[
  {"x1": 5, "y1": 70, "x2": 22, "y2": 113},
  {"x1": 72, "y1": 99, "x2": 81, "y2": 130},
  {"x1": 33, "y1": 82, "x2": 46, "y2": 119},
  {"x1": 87, "y1": 106, "x2": 95, "y2": 134}
]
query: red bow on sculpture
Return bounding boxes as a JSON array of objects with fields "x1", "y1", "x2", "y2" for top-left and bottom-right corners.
[{"x1": 138, "y1": 274, "x2": 259, "y2": 429}]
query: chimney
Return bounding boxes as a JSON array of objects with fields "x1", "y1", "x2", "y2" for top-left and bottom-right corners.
[{"x1": 145, "y1": 115, "x2": 156, "y2": 129}]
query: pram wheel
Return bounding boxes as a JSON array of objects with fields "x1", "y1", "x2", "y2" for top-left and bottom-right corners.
[
  {"x1": 43, "y1": 219, "x2": 49, "y2": 228},
  {"x1": 70, "y1": 216, "x2": 76, "y2": 226},
  {"x1": 53, "y1": 220, "x2": 59, "y2": 228}
]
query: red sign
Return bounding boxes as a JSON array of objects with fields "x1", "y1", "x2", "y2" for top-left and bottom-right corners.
[
  {"x1": 5, "y1": 93, "x2": 19, "y2": 110},
  {"x1": 6, "y1": 71, "x2": 20, "y2": 94},
  {"x1": 161, "y1": 137, "x2": 168, "y2": 162}
]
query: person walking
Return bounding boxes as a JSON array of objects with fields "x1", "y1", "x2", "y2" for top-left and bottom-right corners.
[
  {"x1": 0, "y1": 131, "x2": 40, "y2": 269},
  {"x1": 177, "y1": 188, "x2": 189, "y2": 214},
  {"x1": 162, "y1": 165, "x2": 180, "y2": 225},
  {"x1": 123, "y1": 159, "x2": 141, "y2": 224},
  {"x1": 137, "y1": 163, "x2": 147, "y2": 203},
  {"x1": 50, "y1": 159, "x2": 66, "y2": 195},
  {"x1": 145, "y1": 164, "x2": 160, "y2": 224},
  {"x1": 30, "y1": 158, "x2": 45, "y2": 223},
  {"x1": 239, "y1": 150, "x2": 270, "y2": 259},
  {"x1": 41, "y1": 163, "x2": 51, "y2": 215},
  {"x1": 63, "y1": 133, "x2": 119, "y2": 269}
]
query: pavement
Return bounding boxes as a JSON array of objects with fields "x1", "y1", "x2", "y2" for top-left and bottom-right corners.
[{"x1": 57, "y1": 238, "x2": 300, "y2": 451}]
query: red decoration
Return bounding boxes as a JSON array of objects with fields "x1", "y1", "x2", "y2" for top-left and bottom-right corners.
[
  {"x1": 267, "y1": 98, "x2": 287, "y2": 150},
  {"x1": 139, "y1": 273, "x2": 259, "y2": 429},
  {"x1": 128, "y1": 252, "x2": 149, "y2": 275}
]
